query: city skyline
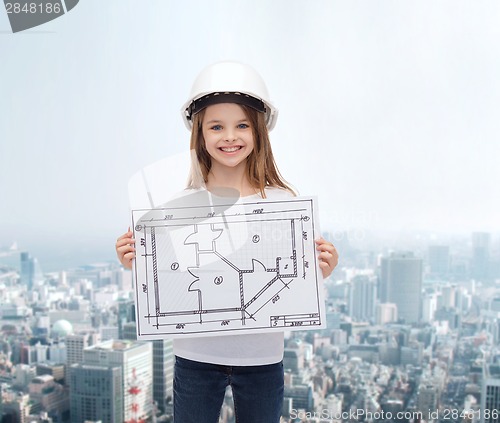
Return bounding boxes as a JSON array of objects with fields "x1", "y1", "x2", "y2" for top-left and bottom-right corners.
[
  {"x1": 1, "y1": 1, "x2": 500, "y2": 267},
  {"x1": 0, "y1": 218, "x2": 499, "y2": 422}
]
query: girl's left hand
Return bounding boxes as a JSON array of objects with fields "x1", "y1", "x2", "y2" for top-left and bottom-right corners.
[{"x1": 315, "y1": 237, "x2": 339, "y2": 278}]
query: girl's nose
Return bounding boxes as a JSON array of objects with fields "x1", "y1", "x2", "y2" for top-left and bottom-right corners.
[{"x1": 223, "y1": 129, "x2": 237, "y2": 142}]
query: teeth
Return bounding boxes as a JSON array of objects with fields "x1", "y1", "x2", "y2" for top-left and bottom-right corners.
[{"x1": 221, "y1": 147, "x2": 241, "y2": 152}]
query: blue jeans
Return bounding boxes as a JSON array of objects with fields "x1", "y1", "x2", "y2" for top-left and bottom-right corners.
[{"x1": 173, "y1": 356, "x2": 284, "y2": 423}]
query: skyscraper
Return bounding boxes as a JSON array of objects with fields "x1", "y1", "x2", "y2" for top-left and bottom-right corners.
[
  {"x1": 439, "y1": 285, "x2": 457, "y2": 309},
  {"x1": 428, "y1": 245, "x2": 450, "y2": 277},
  {"x1": 379, "y1": 252, "x2": 423, "y2": 324},
  {"x1": 83, "y1": 339, "x2": 153, "y2": 422},
  {"x1": 69, "y1": 364, "x2": 123, "y2": 423},
  {"x1": 20, "y1": 251, "x2": 42, "y2": 290},
  {"x1": 349, "y1": 275, "x2": 377, "y2": 322},
  {"x1": 120, "y1": 304, "x2": 174, "y2": 413},
  {"x1": 417, "y1": 383, "x2": 439, "y2": 419},
  {"x1": 421, "y1": 293, "x2": 437, "y2": 323},
  {"x1": 375, "y1": 303, "x2": 398, "y2": 325},
  {"x1": 66, "y1": 332, "x2": 100, "y2": 367},
  {"x1": 472, "y1": 232, "x2": 491, "y2": 281},
  {"x1": 117, "y1": 299, "x2": 135, "y2": 340},
  {"x1": 152, "y1": 339, "x2": 174, "y2": 412}
]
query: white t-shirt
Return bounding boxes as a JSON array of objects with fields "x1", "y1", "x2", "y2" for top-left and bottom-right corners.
[{"x1": 173, "y1": 186, "x2": 295, "y2": 366}]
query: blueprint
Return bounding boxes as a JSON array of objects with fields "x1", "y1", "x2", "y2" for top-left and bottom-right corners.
[{"x1": 131, "y1": 193, "x2": 326, "y2": 339}]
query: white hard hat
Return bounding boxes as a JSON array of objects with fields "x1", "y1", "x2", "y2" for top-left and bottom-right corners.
[{"x1": 181, "y1": 61, "x2": 278, "y2": 131}]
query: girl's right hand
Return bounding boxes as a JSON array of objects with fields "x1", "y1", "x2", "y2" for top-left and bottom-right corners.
[{"x1": 116, "y1": 229, "x2": 136, "y2": 269}]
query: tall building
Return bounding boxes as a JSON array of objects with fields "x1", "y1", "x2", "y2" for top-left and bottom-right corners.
[
  {"x1": 481, "y1": 364, "x2": 500, "y2": 423},
  {"x1": 439, "y1": 285, "x2": 457, "y2": 309},
  {"x1": 36, "y1": 363, "x2": 65, "y2": 384},
  {"x1": 428, "y1": 245, "x2": 450, "y2": 277},
  {"x1": 379, "y1": 252, "x2": 423, "y2": 324},
  {"x1": 401, "y1": 342, "x2": 423, "y2": 366},
  {"x1": 284, "y1": 339, "x2": 305, "y2": 373},
  {"x1": 83, "y1": 339, "x2": 153, "y2": 422},
  {"x1": 1, "y1": 392, "x2": 31, "y2": 423},
  {"x1": 472, "y1": 232, "x2": 491, "y2": 281},
  {"x1": 152, "y1": 339, "x2": 174, "y2": 412},
  {"x1": 375, "y1": 303, "x2": 398, "y2": 325},
  {"x1": 284, "y1": 384, "x2": 314, "y2": 412},
  {"x1": 349, "y1": 275, "x2": 377, "y2": 321},
  {"x1": 491, "y1": 298, "x2": 500, "y2": 313},
  {"x1": 28, "y1": 375, "x2": 69, "y2": 419},
  {"x1": 69, "y1": 364, "x2": 123, "y2": 423},
  {"x1": 49, "y1": 342, "x2": 66, "y2": 363},
  {"x1": 325, "y1": 311, "x2": 342, "y2": 330},
  {"x1": 112, "y1": 268, "x2": 133, "y2": 291},
  {"x1": 117, "y1": 299, "x2": 135, "y2": 339},
  {"x1": 421, "y1": 293, "x2": 437, "y2": 323},
  {"x1": 117, "y1": 284, "x2": 173, "y2": 413},
  {"x1": 122, "y1": 321, "x2": 138, "y2": 341},
  {"x1": 20, "y1": 251, "x2": 42, "y2": 290},
  {"x1": 66, "y1": 332, "x2": 100, "y2": 367},
  {"x1": 283, "y1": 349, "x2": 304, "y2": 373},
  {"x1": 417, "y1": 383, "x2": 439, "y2": 419}
]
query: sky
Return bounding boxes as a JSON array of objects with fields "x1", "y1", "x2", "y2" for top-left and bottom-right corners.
[{"x1": 1, "y1": 1, "x2": 499, "y2": 269}]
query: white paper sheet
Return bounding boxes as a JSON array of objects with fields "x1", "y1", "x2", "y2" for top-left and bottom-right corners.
[{"x1": 130, "y1": 192, "x2": 326, "y2": 339}]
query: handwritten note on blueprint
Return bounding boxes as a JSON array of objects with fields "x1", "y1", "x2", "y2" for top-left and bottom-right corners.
[{"x1": 131, "y1": 193, "x2": 326, "y2": 339}]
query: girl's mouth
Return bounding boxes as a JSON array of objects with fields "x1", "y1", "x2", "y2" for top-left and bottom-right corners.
[{"x1": 219, "y1": 146, "x2": 243, "y2": 152}]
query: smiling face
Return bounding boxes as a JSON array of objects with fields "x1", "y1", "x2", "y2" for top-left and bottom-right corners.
[{"x1": 201, "y1": 103, "x2": 255, "y2": 173}]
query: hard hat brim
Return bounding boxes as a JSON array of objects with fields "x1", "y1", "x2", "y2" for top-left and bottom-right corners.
[
  {"x1": 181, "y1": 93, "x2": 278, "y2": 131},
  {"x1": 186, "y1": 92, "x2": 267, "y2": 121}
]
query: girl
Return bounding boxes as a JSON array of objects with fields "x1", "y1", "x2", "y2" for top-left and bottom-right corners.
[{"x1": 116, "y1": 61, "x2": 338, "y2": 423}]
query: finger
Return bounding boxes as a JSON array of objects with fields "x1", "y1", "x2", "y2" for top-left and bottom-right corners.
[
  {"x1": 316, "y1": 241, "x2": 335, "y2": 248},
  {"x1": 116, "y1": 231, "x2": 134, "y2": 243},
  {"x1": 317, "y1": 246, "x2": 336, "y2": 257},
  {"x1": 121, "y1": 254, "x2": 134, "y2": 270},
  {"x1": 320, "y1": 250, "x2": 337, "y2": 269},
  {"x1": 316, "y1": 241, "x2": 335, "y2": 250},
  {"x1": 319, "y1": 261, "x2": 331, "y2": 277},
  {"x1": 318, "y1": 251, "x2": 335, "y2": 261},
  {"x1": 123, "y1": 251, "x2": 136, "y2": 261},
  {"x1": 315, "y1": 236, "x2": 334, "y2": 244},
  {"x1": 314, "y1": 237, "x2": 327, "y2": 246},
  {"x1": 318, "y1": 251, "x2": 338, "y2": 270},
  {"x1": 116, "y1": 237, "x2": 135, "y2": 248},
  {"x1": 116, "y1": 246, "x2": 135, "y2": 259},
  {"x1": 118, "y1": 251, "x2": 136, "y2": 269},
  {"x1": 117, "y1": 244, "x2": 135, "y2": 253},
  {"x1": 116, "y1": 231, "x2": 131, "y2": 241}
]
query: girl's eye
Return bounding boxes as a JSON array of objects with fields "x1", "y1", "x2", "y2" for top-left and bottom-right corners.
[
  {"x1": 211, "y1": 125, "x2": 223, "y2": 131},
  {"x1": 238, "y1": 123, "x2": 249, "y2": 129}
]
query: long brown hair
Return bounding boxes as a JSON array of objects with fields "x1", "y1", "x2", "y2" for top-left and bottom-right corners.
[{"x1": 187, "y1": 104, "x2": 296, "y2": 197}]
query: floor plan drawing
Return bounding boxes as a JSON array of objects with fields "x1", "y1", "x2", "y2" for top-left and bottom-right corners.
[{"x1": 131, "y1": 194, "x2": 326, "y2": 339}]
